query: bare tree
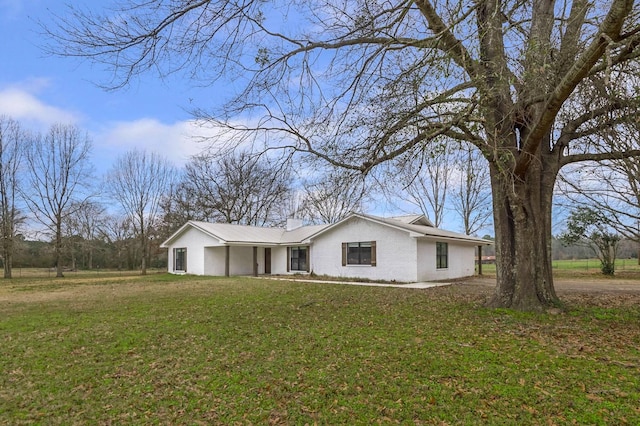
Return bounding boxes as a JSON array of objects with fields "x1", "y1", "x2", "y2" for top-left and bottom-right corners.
[
  {"x1": 182, "y1": 151, "x2": 292, "y2": 226},
  {"x1": 99, "y1": 214, "x2": 135, "y2": 271},
  {"x1": 65, "y1": 200, "x2": 106, "y2": 269},
  {"x1": 158, "y1": 179, "x2": 208, "y2": 237},
  {"x1": 558, "y1": 123, "x2": 640, "y2": 244},
  {"x1": 450, "y1": 143, "x2": 492, "y2": 236},
  {"x1": 298, "y1": 170, "x2": 368, "y2": 224},
  {"x1": 393, "y1": 142, "x2": 452, "y2": 228},
  {"x1": 0, "y1": 117, "x2": 27, "y2": 279},
  {"x1": 23, "y1": 124, "x2": 93, "y2": 278},
  {"x1": 48, "y1": 1, "x2": 640, "y2": 310},
  {"x1": 105, "y1": 149, "x2": 177, "y2": 275}
]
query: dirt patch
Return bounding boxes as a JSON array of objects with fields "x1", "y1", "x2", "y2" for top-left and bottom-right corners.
[
  {"x1": 462, "y1": 275, "x2": 640, "y2": 293},
  {"x1": 455, "y1": 275, "x2": 640, "y2": 308}
]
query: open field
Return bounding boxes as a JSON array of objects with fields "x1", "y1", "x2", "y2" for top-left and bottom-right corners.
[
  {"x1": 479, "y1": 258, "x2": 640, "y2": 276},
  {"x1": 1, "y1": 273, "x2": 639, "y2": 424},
  {"x1": 3, "y1": 268, "x2": 166, "y2": 279},
  {"x1": 551, "y1": 258, "x2": 640, "y2": 272}
]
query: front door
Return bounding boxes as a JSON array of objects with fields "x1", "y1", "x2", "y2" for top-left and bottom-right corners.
[{"x1": 264, "y1": 248, "x2": 271, "y2": 274}]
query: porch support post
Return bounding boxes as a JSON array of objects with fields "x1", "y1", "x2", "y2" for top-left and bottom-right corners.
[
  {"x1": 478, "y1": 245, "x2": 483, "y2": 276},
  {"x1": 225, "y1": 245, "x2": 230, "y2": 277},
  {"x1": 253, "y1": 246, "x2": 258, "y2": 277}
]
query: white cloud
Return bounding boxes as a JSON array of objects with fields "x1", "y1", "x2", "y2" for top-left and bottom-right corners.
[
  {"x1": 0, "y1": 80, "x2": 290, "y2": 176},
  {"x1": 92, "y1": 118, "x2": 226, "y2": 171},
  {"x1": 0, "y1": 81, "x2": 243, "y2": 174},
  {"x1": 0, "y1": 84, "x2": 79, "y2": 128}
]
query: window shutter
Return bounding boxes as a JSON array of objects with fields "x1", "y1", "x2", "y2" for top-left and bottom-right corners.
[
  {"x1": 306, "y1": 246, "x2": 310, "y2": 272},
  {"x1": 184, "y1": 249, "x2": 187, "y2": 273},
  {"x1": 287, "y1": 247, "x2": 290, "y2": 272},
  {"x1": 342, "y1": 243, "x2": 347, "y2": 266},
  {"x1": 371, "y1": 241, "x2": 377, "y2": 267},
  {"x1": 224, "y1": 246, "x2": 230, "y2": 277}
]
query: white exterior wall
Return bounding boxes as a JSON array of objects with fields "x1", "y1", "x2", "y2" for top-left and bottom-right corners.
[
  {"x1": 311, "y1": 217, "x2": 418, "y2": 282},
  {"x1": 447, "y1": 244, "x2": 477, "y2": 278},
  {"x1": 228, "y1": 246, "x2": 254, "y2": 275},
  {"x1": 416, "y1": 239, "x2": 435, "y2": 281},
  {"x1": 270, "y1": 246, "x2": 291, "y2": 275},
  {"x1": 204, "y1": 247, "x2": 226, "y2": 275},
  {"x1": 166, "y1": 226, "x2": 223, "y2": 275},
  {"x1": 416, "y1": 239, "x2": 477, "y2": 281}
]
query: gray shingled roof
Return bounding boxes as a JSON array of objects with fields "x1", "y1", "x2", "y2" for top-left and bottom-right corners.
[
  {"x1": 387, "y1": 214, "x2": 434, "y2": 227},
  {"x1": 161, "y1": 213, "x2": 491, "y2": 247},
  {"x1": 366, "y1": 213, "x2": 490, "y2": 244},
  {"x1": 162, "y1": 220, "x2": 330, "y2": 246},
  {"x1": 308, "y1": 213, "x2": 491, "y2": 245}
]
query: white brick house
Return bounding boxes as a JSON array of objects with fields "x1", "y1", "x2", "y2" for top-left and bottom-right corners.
[{"x1": 160, "y1": 212, "x2": 491, "y2": 282}]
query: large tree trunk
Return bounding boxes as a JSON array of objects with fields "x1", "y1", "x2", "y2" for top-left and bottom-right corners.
[
  {"x1": 141, "y1": 252, "x2": 147, "y2": 275},
  {"x1": 56, "y1": 221, "x2": 64, "y2": 278},
  {"x1": 3, "y1": 251, "x2": 12, "y2": 279},
  {"x1": 2, "y1": 225, "x2": 12, "y2": 278},
  {"x1": 487, "y1": 144, "x2": 560, "y2": 311},
  {"x1": 140, "y1": 232, "x2": 147, "y2": 275},
  {"x1": 1, "y1": 214, "x2": 13, "y2": 279}
]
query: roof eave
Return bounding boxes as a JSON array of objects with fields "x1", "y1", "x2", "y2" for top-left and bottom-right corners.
[
  {"x1": 159, "y1": 221, "x2": 192, "y2": 248},
  {"x1": 417, "y1": 234, "x2": 493, "y2": 245},
  {"x1": 160, "y1": 221, "x2": 225, "y2": 247}
]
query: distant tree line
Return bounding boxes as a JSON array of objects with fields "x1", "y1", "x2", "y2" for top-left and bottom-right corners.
[
  {"x1": 1, "y1": 115, "x2": 496, "y2": 278},
  {"x1": 2, "y1": 113, "x2": 637, "y2": 280},
  {"x1": 0, "y1": 117, "x2": 371, "y2": 278},
  {"x1": 3, "y1": 233, "x2": 166, "y2": 271}
]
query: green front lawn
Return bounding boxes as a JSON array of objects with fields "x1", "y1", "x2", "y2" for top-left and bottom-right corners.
[{"x1": 1, "y1": 275, "x2": 639, "y2": 424}]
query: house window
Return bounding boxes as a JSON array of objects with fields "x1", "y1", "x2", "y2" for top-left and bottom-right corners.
[
  {"x1": 342, "y1": 241, "x2": 377, "y2": 266},
  {"x1": 348, "y1": 242, "x2": 371, "y2": 264},
  {"x1": 436, "y1": 242, "x2": 448, "y2": 269},
  {"x1": 174, "y1": 247, "x2": 187, "y2": 272},
  {"x1": 290, "y1": 246, "x2": 308, "y2": 271}
]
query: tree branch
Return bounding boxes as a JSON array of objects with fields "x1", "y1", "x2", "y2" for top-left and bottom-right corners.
[
  {"x1": 516, "y1": 0, "x2": 636, "y2": 177},
  {"x1": 561, "y1": 149, "x2": 640, "y2": 167},
  {"x1": 414, "y1": 0, "x2": 480, "y2": 80}
]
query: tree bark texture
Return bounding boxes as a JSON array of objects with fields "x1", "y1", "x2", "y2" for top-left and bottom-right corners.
[
  {"x1": 56, "y1": 220, "x2": 64, "y2": 278},
  {"x1": 3, "y1": 250, "x2": 12, "y2": 279},
  {"x1": 487, "y1": 147, "x2": 560, "y2": 310}
]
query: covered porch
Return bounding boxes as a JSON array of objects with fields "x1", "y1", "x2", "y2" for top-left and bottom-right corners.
[{"x1": 205, "y1": 244, "x2": 305, "y2": 277}]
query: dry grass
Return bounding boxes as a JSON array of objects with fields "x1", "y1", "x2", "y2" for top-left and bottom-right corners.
[{"x1": 1, "y1": 273, "x2": 639, "y2": 425}]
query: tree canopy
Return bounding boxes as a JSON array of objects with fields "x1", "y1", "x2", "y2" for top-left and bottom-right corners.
[
  {"x1": 105, "y1": 149, "x2": 177, "y2": 275},
  {"x1": 47, "y1": 0, "x2": 640, "y2": 310}
]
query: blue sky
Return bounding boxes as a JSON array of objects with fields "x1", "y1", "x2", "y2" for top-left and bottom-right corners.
[
  {"x1": 0, "y1": 0, "x2": 219, "y2": 173},
  {"x1": 0, "y1": 1, "x2": 415, "y2": 221},
  {"x1": 0, "y1": 1, "x2": 495, "y2": 234}
]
